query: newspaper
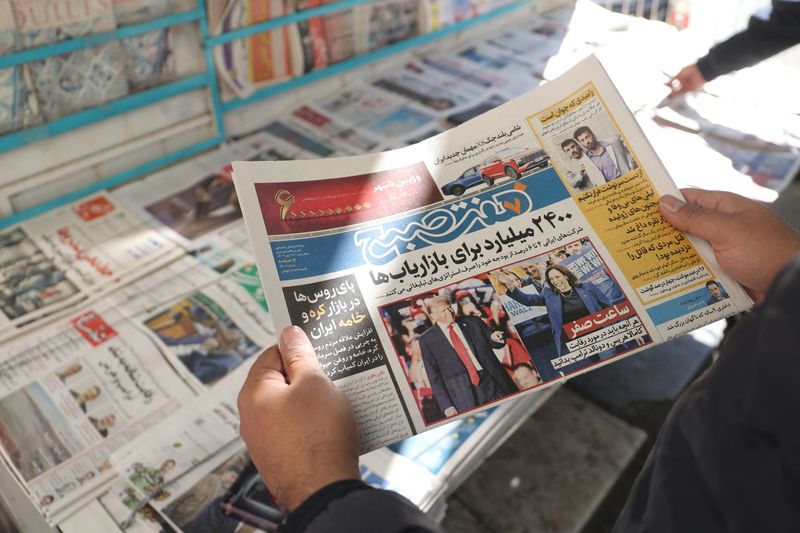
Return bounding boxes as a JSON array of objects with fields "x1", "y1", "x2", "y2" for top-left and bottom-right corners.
[
  {"x1": 233, "y1": 56, "x2": 752, "y2": 453},
  {"x1": 0, "y1": 305, "x2": 195, "y2": 521},
  {"x1": 0, "y1": 0, "x2": 41, "y2": 134},
  {"x1": 0, "y1": 232, "x2": 273, "y2": 522},
  {"x1": 0, "y1": 193, "x2": 182, "y2": 341}
]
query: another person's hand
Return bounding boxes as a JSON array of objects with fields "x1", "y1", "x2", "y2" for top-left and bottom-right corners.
[
  {"x1": 238, "y1": 326, "x2": 360, "y2": 511},
  {"x1": 490, "y1": 331, "x2": 505, "y2": 344},
  {"x1": 443, "y1": 407, "x2": 458, "y2": 417},
  {"x1": 660, "y1": 189, "x2": 800, "y2": 302},
  {"x1": 494, "y1": 270, "x2": 515, "y2": 289},
  {"x1": 667, "y1": 63, "x2": 707, "y2": 95}
]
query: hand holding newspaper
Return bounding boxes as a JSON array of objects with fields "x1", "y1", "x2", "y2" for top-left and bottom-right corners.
[{"x1": 233, "y1": 56, "x2": 751, "y2": 453}]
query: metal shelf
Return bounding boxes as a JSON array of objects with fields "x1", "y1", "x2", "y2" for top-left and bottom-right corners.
[
  {"x1": 0, "y1": 9, "x2": 204, "y2": 69},
  {"x1": 0, "y1": 0, "x2": 533, "y2": 228}
]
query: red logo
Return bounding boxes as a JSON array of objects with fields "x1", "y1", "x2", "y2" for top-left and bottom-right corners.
[
  {"x1": 73, "y1": 196, "x2": 115, "y2": 221},
  {"x1": 71, "y1": 311, "x2": 117, "y2": 346}
]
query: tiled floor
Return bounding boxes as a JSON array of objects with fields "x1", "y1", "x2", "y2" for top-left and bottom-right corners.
[{"x1": 442, "y1": 178, "x2": 800, "y2": 532}]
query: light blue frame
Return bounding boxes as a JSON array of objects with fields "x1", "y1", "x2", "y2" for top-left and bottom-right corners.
[{"x1": 0, "y1": 0, "x2": 532, "y2": 228}]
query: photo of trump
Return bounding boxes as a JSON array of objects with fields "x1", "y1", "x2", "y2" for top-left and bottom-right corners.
[
  {"x1": 418, "y1": 296, "x2": 517, "y2": 419},
  {"x1": 380, "y1": 275, "x2": 541, "y2": 425}
]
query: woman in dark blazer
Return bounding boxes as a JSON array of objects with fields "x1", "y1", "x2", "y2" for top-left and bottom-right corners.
[{"x1": 496, "y1": 264, "x2": 612, "y2": 357}]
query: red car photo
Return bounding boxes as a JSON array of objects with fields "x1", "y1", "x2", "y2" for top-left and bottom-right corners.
[{"x1": 479, "y1": 147, "x2": 550, "y2": 185}]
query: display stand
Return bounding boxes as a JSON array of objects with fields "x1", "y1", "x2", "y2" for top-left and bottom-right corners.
[{"x1": 0, "y1": 0, "x2": 534, "y2": 228}]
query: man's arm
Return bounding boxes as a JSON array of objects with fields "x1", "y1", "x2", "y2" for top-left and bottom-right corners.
[
  {"x1": 238, "y1": 327, "x2": 442, "y2": 533},
  {"x1": 474, "y1": 317, "x2": 506, "y2": 349},
  {"x1": 506, "y1": 286, "x2": 546, "y2": 307},
  {"x1": 659, "y1": 190, "x2": 800, "y2": 302},
  {"x1": 669, "y1": 1, "x2": 800, "y2": 93},
  {"x1": 617, "y1": 135, "x2": 637, "y2": 171},
  {"x1": 697, "y1": 1, "x2": 800, "y2": 82},
  {"x1": 616, "y1": 192, "x2": 800, "y2": 531}
]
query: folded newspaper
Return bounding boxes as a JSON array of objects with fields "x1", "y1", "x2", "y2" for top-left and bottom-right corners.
[{"x1": 233, "y1": 56, "x2": 752, "y2": 453}]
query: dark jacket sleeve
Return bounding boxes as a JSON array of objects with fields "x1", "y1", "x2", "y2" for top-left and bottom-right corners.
[
  {"x1": 614, "y1": 255, "x2": 800, "y2": 533},
  {"x1": 697, "y1": 0, "x2": 800, "y2": 81},
  {"x1": 280, "y1": 480, "x2": 443, "y2": 533}
]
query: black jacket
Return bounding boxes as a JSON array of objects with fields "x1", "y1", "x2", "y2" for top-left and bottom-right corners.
[
  {"x1": 614, "y1": 256, "x2": 800, "y2": 532},
  {"x1": 697, "y1": 0, "x2": 800, "y2": 81}
]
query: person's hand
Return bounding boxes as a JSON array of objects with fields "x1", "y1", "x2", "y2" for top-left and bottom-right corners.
[
  {"x1": 238, "y1": 326, "x2": 360, "y2": 511},
  {"x1": 660, "y1": 189, "x2": 800, "y2": 303},
  {"x1": 443, "y1": 407, "x2": 457, "y2": 417},
  {"x1": 666, "y1": 63, "x2": 707, "y2": 95},
  {"x1": 491, "y1": 330, "x2": 505, "y2": 344},
  {"x1": 494, "y1": 270, "x2": 515, "y2": 289}
]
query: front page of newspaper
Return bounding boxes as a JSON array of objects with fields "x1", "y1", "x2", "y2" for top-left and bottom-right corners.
[
  {"x1": 233, "y1": 56, "x2": 752, "y2": 453},
  {"x1": 0, "y1": 193, "x2": 182, "y2": 341}
]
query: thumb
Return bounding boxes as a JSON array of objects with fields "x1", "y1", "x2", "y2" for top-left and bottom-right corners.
[
  {"x1": 659, "y1": 194, "x2": 730, "y2": 244},
  {"x1": 278, "y1": 326, "x2": 324, "y2": 383}
]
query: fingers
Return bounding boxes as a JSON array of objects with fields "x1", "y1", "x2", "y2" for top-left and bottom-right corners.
[
  {"x1": 659, "y1": 193, "x2": 732, "y2": 243},
  {"x1": 243, "y1": 345, "x2": 287, "y2": 387},
  {"x1": 678, "y1": 188, "x2": 757, "y2": 214},
  {"x1": 666, "y1": 76, "x2": 686, "y2": 96},
  {"x1": 666, "y1": 64, "x2": 705, "y2": 95},
  {"x1": 278, "y1": 326, "x2": 324, "y2": 383}
]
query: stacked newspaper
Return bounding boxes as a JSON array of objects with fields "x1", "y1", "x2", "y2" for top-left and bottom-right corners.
[
  {"x1": 0, "y1": 3, "x2": 790, "y2": 530},
  {"x1": 1, "y1": 0, "x2": 199, "y2": 123},
  {"x1": 210, "y1": 0, "x2": 520, "y2": 100}
]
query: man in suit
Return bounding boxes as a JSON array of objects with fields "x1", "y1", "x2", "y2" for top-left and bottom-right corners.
[
  {"x1": 417, "y1": 296, "x2": 518, "y2": 419},
  {"x1": 521, "y1": 264, "x2": 544, "y2": 292},
  {"x1": 705, "y1": 280, "x2": 729, "y2": 305},
  {"x1": 574, "y1": 126, "x2": 637, "y2": 182}
]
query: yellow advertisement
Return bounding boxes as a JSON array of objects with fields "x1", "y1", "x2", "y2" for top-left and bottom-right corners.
[{"x1": 527, "y1": 83, "x2": 713, "y2": 303}]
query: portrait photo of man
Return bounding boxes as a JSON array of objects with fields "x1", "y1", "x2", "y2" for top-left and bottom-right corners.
[
  {"x1": 560, "y1": 138, "x2": 605, "y2": 191},
  {"x1": 71, "y1": 385, "x2": 101, "y2": 413},
  {"x1": 573, "y1": 125, "x2": 638, "y2": 183},
  {"x1": 417, "y1": 296, "x2": 518, "y2": 419},
  {"x1": 89, "y1": 414, "x2": 116, "y2": 438},
  {"x1": 705, "y1": 280, "x2": 729, "y2": 305}
]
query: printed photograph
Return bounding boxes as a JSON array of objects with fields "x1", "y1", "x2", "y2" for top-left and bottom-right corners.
[
  {"x1": 253, "y1": 161, "x2": 442, "y2": 236},
  {"x1": 105, "y1": 484, "x2": 176, "y2": 533},
  {"x1": 486, "y1": 238, "x2": 650, "y2": 382},
  {"x1": 380, "y1": 275, "x2": 539, "y2": 425},
  {"x1": 129, "y1": 458, "x2": 177, "y2": 495},
  {"x1": 69, "y1": 381, "x2": 105, "y2": 414},
  {"x1": 535, "y1": 88, "x2": 640, "y2": 193},
  {"x1": 555, "y1": 123, "x2": 638, "y2": 191},
  {"x1": 704, "y1": 279, "x2": 729, "y2": 305},
  {"x1": 144, "y1": 293, "x2": 261, "y2": 385},
  {"x1": 439, "y1": 144, "x2": 550, "y2": 198},
  {"x1": 54, "y1": 361, "x2": 84, "y2": 385},
  {"x1": 88, "y1": 410, "x2": 118, "y2": 439},
  {"x1": 162, "y1": 451, "x2": 282, "y2": 532},
  {"x1": 145, "y1": 165, "x2": 241, "y2": 240},
  {"x1": 0, "y1": 228, "x2": 79, "y2": 319},
  {"x1": 0, "y1": 383, "x2": 77, "y2": 481},
  {"x1": 380, "y1": 238, "x2": 652, "y2": 425}
]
